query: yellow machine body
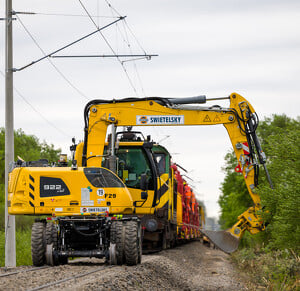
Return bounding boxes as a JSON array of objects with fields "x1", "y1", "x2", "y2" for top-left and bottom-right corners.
[
  {"x1": 8, "y1": 92, "x2": 271, "y2": 254},
  {"x1": 8, "y1": 167, "x2": 134, "y2": 216}
]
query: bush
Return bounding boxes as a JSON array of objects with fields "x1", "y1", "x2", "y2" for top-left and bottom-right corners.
[
  {"x1": 219, "y1": 115, "x2": 300, "y2": 252},
  {"x1": 259, "y1": 129, "x2": 300, "y2": 251},
  {"x1": 232, "y1": 248, "x2": 299, "y2": 290}
]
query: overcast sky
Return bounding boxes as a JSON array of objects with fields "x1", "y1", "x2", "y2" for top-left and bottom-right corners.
[{"x1": 1, "y1": 0, "x2": 299, "y2": 218}]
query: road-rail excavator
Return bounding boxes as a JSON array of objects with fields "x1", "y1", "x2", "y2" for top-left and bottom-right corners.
[{"x1": 7, "y1": 92, "x2": 273, "y2": 266}]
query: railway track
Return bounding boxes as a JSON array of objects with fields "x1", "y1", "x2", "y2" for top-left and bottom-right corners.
[
  {"x1": 0, "y1": 259, "x2": 113, "y2": 291},
  {"x1": 26, "y1": 266, "x2": 112, "y2": 291},
  {"x1": 0, "y1": 243, "x2": 247, "y2": 290},
  {"x1": 0, "y1": 266, "x2": 50, "y2": 278}
]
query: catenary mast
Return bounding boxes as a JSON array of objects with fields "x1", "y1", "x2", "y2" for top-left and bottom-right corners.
[{"x1": 5, "y1": 0, "x2": 16, "y2": 267}]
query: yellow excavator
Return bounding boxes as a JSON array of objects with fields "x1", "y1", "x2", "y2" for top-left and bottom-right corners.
[{"x1": 8, "y1": 92, "x2": 273, "y2": 265}]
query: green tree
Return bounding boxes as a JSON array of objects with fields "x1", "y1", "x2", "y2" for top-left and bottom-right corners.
[
  {"x1": 218, "y1": 152, "x2": 251, "y2": 229},
  {"x1": 0, "y1": 128, "x2": 61, "y2": 229},
  {"x1": 218, "y1": 115, "x2": 300, "y2": 251},
  {"x1": 259, "y1": 129, "x2": 300, "y2": 250},
  {"x1": 0, "y1": 127, "x2": 61, "y2": 185}
]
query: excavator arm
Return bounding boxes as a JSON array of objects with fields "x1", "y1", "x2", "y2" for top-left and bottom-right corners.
[{"x1": 80, "y1": 92, "x2": 273, "y2": 253}]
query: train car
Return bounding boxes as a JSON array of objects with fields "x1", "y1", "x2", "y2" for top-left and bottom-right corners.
[{"x1": 104, "y1": 130, "x2": 205, "y2": 251}]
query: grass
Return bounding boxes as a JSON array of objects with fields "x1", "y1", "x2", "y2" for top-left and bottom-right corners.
[
  {"x1": 232, "y1": 248, "x2": 300, "y2": 290},
  {"x1": 0, "y1": 229, "x2": 32, "y2": 267},
  {"x1": 0, "y1": 197, "x2": 36, "y2": 267}
]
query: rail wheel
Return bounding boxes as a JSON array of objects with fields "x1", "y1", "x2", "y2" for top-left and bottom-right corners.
[
  {"x1": 45, "y1": 222, "x2": 68, "y2": 265},
  {"x1": 31, "y1": 222, "x2": 46, "y2": 266},
  {"x1": 45, "y1": 222, "x2": 58, "y2": 266},
  {"x1": 124, "y1": 220, "x2": 141, "y2": 266}
]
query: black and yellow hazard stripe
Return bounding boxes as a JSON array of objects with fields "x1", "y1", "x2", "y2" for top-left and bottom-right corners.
[{"x1": 29, "y1": 175, "x2": 35, "y2": 208}]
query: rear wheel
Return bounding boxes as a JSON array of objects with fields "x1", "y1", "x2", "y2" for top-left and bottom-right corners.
[
  {"x1": 138, "y1": 223, "x2": 142, "y2": 264},
  {"x1": 31, "y1": 222, "x2": 46, "y2": 266}
]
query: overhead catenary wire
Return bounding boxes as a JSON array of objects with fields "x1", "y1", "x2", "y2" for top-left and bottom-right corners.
[
  {"x1": 104, "y1": 0, "x2": 121, "y2": 17},
  {"x1": 15, "y1": 3, "x2": 155, "y2": 98},
  {"x1": 78, "y1": 0, "x2": 139, "y2": 97},
  {"x1": 120, "y1": 19, "x2": 146, "y2": 96},
  {"x1": 0, "y1": 69, "x2": 72, "y2": 138},
  {"x1": 105, "y1": 0, "x2": 147, "y2": 96},
  {"x1": 7, "y1": 3, "x2": 153, "y2": 136},
  {"x1": 16, "y1": 15, "x2": 90, "y2": 101},
  {"x1": 104, "y1": 0, "x2": 147, "y2": 55},
  {"x1": 97, "y1": 0, "x2": 100, "y2": 27},
  {"x1": 104, "y1": 0, "x2": 146, "y2": 53},
  {"x1": 102, "y1": 1, "x2": 164, "y2": 147},
  {"x1": 108, "y1": 4, "x2": 146, "y2": 95},
  {"x1": 15, "y1": 15, "x2": 124, "y2": 72}
]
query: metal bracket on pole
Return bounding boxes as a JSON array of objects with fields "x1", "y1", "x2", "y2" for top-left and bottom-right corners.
[{"x1": 0, "y1": 18, "x2": 16, "y2": 20}]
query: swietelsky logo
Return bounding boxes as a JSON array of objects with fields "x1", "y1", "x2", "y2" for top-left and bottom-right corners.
[{"x1": 136, "y1": 115, "x2": 184, "y2": 125}]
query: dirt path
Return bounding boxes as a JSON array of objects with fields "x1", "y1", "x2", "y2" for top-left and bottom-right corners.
[{"x1": 0, "y1": 241, "x2": 247, "y2": 290}]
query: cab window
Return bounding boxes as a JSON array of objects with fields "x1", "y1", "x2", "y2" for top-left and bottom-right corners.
[
  {"x1": 154, "y1": 153, "x2": 166, "y2": 175},
  {"x1": 116, "y1": 147, "x2": 154, "y2": 190}
]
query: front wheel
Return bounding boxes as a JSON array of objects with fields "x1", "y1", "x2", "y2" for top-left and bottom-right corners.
[{"x1": 31, "y1": 222, "x2": 46, "y2": 266}]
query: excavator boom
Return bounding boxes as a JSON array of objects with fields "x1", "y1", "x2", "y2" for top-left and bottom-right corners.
[
  {"x1": 81, "y1": 92, "x2": 272, "y2": 253},
  {"x1": 8, "y1": 92, "x2": 272, "y2": 259}
]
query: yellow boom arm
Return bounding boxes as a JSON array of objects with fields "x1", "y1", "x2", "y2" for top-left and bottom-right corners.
[{"x1": 81, "y1": 92, "x2": 271, "y2": 253}]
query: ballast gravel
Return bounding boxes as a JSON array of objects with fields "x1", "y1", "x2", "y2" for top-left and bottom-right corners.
[{"x1": 0, "y1": 241, "x2": 249, "y2": 290}]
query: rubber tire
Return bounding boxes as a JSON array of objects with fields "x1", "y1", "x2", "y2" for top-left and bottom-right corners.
[
  {"x1": 110, "y1": 220, "x2": 125, "y2": 265},
  {"x1": 31, "y1": 222, "x2": 46, "y2": 266},
  {"x1": 124, "y1": 220, "x2": 141, "y2": 266},
  {"x1": 137, "y1": 222, "x2": 142, "y2": 264},
  {"x1": 45, "y1": 222, "x2": 58, "y2": 248}
]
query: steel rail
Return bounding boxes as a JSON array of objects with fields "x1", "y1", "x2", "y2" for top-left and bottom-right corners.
[
  {"x1": 26, "y1": 266, "x2": 111, "y2": 291},
  {"x1": 0, "y1": 266, "x2": 50, "y2": 278}
]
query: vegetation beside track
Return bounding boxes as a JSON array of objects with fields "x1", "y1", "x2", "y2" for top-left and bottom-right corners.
[
  {"x1": 0, "y1": 229, "x2": 32, "y2": 266},
  {"x1": 219, "y1": 114, "x2": 300, "y2": 289},
  {"x1": 232, "y1": 248, "x2": 299, "y2": 290},
  {"x1": 0, "y1": 128, "x2": 61, "y2": 266}
]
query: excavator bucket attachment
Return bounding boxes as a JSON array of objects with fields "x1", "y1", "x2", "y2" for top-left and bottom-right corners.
[{"x1": 201, "y1": 229, "x2": 240, "y2": 254}]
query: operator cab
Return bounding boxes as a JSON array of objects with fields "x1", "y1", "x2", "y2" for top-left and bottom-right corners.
[
  {"x1": 103, "y1": 129, "x2": 170, "y2": 194},
  {"x1": 116, "y1": 146, "x2": 154, "y2": 190},
  {"x1": 103, "y1": 130, "x2": 156, "y2": 191}
]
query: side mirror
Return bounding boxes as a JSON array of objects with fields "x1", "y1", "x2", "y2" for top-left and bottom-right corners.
[
  {"x1": 141, "y1": 191, "x2": 148, "y2": 200},
  {"x1": 140, "y1": 173, "x2": 148, "y2": 191}
]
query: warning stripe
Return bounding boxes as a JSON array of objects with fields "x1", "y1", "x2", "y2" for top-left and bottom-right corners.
[
  {"x1": 242, "y1": 142, "x2": 250, "y2": 155},
  {"x1": 157, "y1": 180, "x2": 169, "y2": 199},
  {"x1": 29, "y1": 175, "x2": 35, "y2": 208}
]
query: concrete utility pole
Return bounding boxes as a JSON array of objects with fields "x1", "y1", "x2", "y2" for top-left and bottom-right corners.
[{"x1": 5, "y1": 0, "x2": 16, "y2": 267}]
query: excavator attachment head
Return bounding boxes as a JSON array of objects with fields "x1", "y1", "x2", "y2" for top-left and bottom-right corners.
[{"x1": 201, "y1": 229, "x2": 240, "y2": 254}]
